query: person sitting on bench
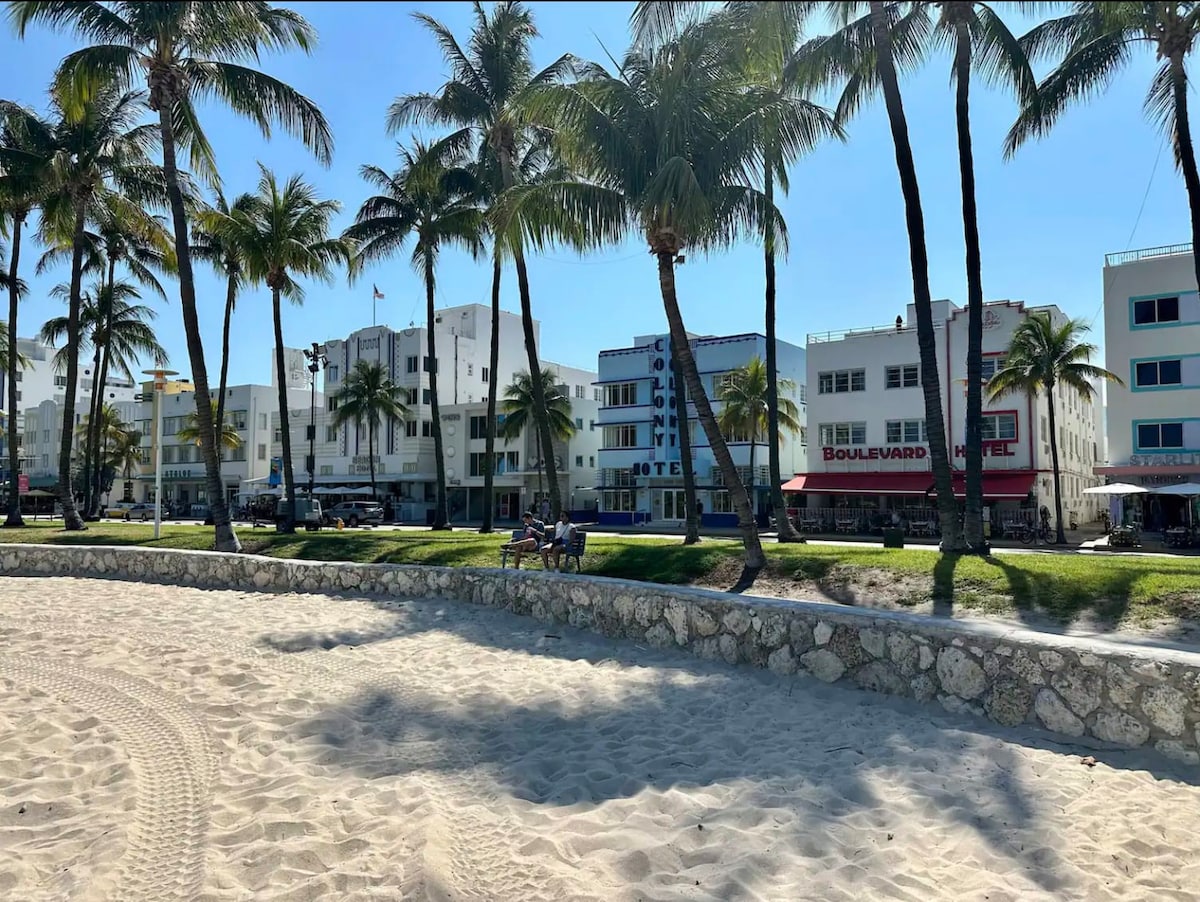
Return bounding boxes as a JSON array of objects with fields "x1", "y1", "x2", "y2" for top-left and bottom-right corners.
[
  {"x1": 502, "y1": 511, "x2": 545, "y2": 568},
  {"x1": 541, "y1": 511, "x2": 577, "y2": 572}
]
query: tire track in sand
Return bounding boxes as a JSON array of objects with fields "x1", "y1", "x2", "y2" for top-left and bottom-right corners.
[{"x1": 0, "y1": 653, "x2": 216, "y2": 902}]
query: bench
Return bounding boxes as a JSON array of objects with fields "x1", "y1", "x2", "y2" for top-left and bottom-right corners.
[{"x1": 499, "y1": 529, "x2": 587, "y2": 571}]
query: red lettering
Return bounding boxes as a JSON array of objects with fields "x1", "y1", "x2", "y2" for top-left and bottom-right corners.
[
  {"x1": 902, "y1": 447, "x2": 915, "y2": 459},
  {"x1": 868, "y1": 448, "x2": 879, "y2": 460},
  {"x1": 915, "y1": 447, "x2": 927, "y2": 459},
  {"x1": 823, "y1": 447, "x2": 834, "y2": 461},
  {"x1": 835, "y1": 449, "x2": 847, "y2": 460}
]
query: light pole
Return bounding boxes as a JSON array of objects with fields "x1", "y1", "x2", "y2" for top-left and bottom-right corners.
[
  {"x1": 303, "y1": 342, "x2": 328, "y2": 496},
  {"x1": 142, "y1": 368, "x2": 178, "y2": 539}
]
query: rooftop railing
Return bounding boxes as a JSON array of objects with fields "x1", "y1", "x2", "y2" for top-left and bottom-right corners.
[
  {"x1": 1104, "y1": 243, "x2": 1193, "y2": 267},
  {"x1": 808, "y1": 323, "x2": 916, "y2": 343}
]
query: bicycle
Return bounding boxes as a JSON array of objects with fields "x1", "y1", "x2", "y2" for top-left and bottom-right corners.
[{"x1": 1014, "y1": 522, "x2": 1053, "y2": 544}]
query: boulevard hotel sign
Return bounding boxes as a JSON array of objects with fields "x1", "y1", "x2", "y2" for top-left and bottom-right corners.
[{"x1": 822, "y1": 441, "x2": 1017, "y2": 462}]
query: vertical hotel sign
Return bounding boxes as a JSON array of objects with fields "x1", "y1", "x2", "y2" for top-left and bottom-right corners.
[{"x1": 629, "y1": 336, "x2": 681, "y2": 478}]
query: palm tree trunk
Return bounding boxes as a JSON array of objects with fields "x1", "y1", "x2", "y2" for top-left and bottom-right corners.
[
  {"x1": 534, "y1": 429, "x2": 543, "y2": 500},
  {"x1": 763, "y1": 163, "x2": 802, "y2": 543},
  {"x1": 153, "y1": 97, "x2": 239, "y2": 552},
  {"x1": 57, "y1": 201, "x2": 88, "y2": 531},
  {"x1": 480, "y1": 255, "x2": 501, "y2": 533},
  {"x1": 497, "y1": 140, "x2": 562, "y2": 516},
  {"x1": 657, "y1": 251, "x2": 764, "y2": 571},
  {"x1": 425, "y1": 259, "x2": 449, "y2": 530},
  {"x1": 513, "y1": 250, "x2": 562, "y2": 516},
  {"x1": 89, "y1": 344, "x2": 112, "y2": 517},
  {"x1": 1169, "y1": 54, "x2": 1200, "y2": 293},
  {"x1": 215, "y1": 271, "x2": 236, "y2": 448},
  {"x1": 87, "y1": 255, "x2": 117, "y2": 518},
  {"x1": 870, "y1": 0, "x2": 963, "y2": 552},
  {"x1": 5, "y1": 213, "x2": 26, "y2": 527},
  {"x1": 955, "y1": 20, "x2": 985, "y2": 552},
  {"x1": 271, "y1": 285, "x2": 297, "y2": 530},
  {"x1": 670, "y1": 334, "x2": 699, "y2": 544},
  {"x1": 1046, "y1": 384, "x2": 1066, "y2": 545}
]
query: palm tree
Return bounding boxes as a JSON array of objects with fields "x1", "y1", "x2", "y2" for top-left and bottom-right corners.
[
  {"x1": 988, "y1": 312, "x2": 1121, "y2": 545},
  {"x1": 108, "y1": 425, "x2": 141, "y2": 500},
  {"x1": 0, "y1": 101, "x2": 54, "y2": 527},
  {"x1": 330, "y1": 359, "x2": 409, "y2": 503},
  {"x1": 798, "y1": 2, "x2": 967, "y2": 551},
  {"x1": 1007, "y1": 3, "x2": 1200, "y2": 292},
  {"x1": 521, "y1": 20, "x2": 806, "y2": 572},
  {"x1": 209, "y1": 165, "x2": 352, "y2": 531},
  {"x1": 178, "y1": 399, "x2": 242, "y2": 452},
  {"x1": 499, "y1": 368, "x2": 575, "y2": 504},
  {"x1": 343, "y1": 141, "x2": 483, "y2": 530},
  {"x1": 33, "y1": 85, "x2": 159, "y2": 530},
  {"x1": 74, "y1": 401, "x2": 128, "y2": 504},
  {"x1": 716, "y1": 356, "x2": 803, "y2": 521},
  {"x1": 14, "y1": 0, "x2": 335, "y2": 553},
  {"x1": 389, "y1": 1, "x2": 575, "y2": 518},
  {"x1": 191, "y1": 190, "x2": 255, "y2": 436}
]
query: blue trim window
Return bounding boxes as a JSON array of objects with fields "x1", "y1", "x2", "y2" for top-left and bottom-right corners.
[
  {"x1": 1137, "y1": 422, "x2": 1184, "y2": 450},
  {"x1": 1134, "y1": 359, "x2": 1182, "y2": 387},
  {"x1": 1133, "y1": 296, "x2": 1180, "y2": 325}
]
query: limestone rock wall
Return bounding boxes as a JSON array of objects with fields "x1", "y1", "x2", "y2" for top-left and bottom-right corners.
[{"x1": 3, "y1": 544, "x2": 1197, "y2": 765}]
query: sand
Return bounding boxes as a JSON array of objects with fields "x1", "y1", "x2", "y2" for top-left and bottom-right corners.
[{"x1": 1, "y1": 576, "x2": 1198, "y2": 901}]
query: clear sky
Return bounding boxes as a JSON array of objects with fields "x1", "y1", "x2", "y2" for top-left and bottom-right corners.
[{"x1": 0, "y1": 1, "x2": 1190, "y2": 386}]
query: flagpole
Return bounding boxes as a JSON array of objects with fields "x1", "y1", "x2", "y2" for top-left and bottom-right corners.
[{"x1": 373, "y1": 287, "x2": 376, "y2": 327}]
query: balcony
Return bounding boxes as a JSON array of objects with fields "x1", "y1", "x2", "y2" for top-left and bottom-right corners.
[
  {"x1": 808, "y1": 323, "x2": 916, "y2": 343},
  {"x1": 1104, "y1": 243, "x2": 1193, "y2": 267}
]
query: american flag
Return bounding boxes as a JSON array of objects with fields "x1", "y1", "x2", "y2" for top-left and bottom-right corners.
[{"x1": 373, "y1": 284, "x2": 385, "y2": 300}]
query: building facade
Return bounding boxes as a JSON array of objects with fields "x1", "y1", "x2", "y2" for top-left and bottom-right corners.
[
  {"x1": 1098, "y1": 243, "x2": 1200, "y2": 527},
  {"x1": 791, "y1": 300, "x2": 1104, "y2": 528},
  {"x1": 255, "y1": 304, "x2": 601, "y2": 522},
  {"x1": 595, "y1": 331, "x2": 807, "y2": 528}
]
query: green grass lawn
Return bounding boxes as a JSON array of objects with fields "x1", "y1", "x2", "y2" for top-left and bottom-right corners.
[{"x1": 3, "y1": 521, "x2": 1198, "y2": 632}]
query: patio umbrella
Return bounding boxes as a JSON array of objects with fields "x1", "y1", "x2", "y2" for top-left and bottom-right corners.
[
  {"x1": 1082, "y1": 483, "x2": 1147, "y2": 495},
  {"x1": 1150, "y1": 483, "x2": 1200, "y2": 495},
  {"x1": 345, "y1": 486, "x2": 375, "y2": 496}
]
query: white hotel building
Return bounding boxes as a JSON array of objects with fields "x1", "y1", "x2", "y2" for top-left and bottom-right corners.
[
  {"x1": 1098, "y1": 243, "x2": 1200, "y2": 527},
  {"x1": 789, "y1": 300, "x2": 1105, "y2": 527},
  {"x1": 595, "y1": 331, "x2": 806, "y2": 528}
]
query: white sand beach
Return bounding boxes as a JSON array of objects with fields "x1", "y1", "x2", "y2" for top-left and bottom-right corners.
[{"x1": 1, "y1": 575, "x2": 1198, "y2": 901}]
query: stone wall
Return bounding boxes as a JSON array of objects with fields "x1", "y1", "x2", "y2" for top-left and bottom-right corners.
[{"x1": 3, "y1": 543, "x2": 1198, "y2": 765}]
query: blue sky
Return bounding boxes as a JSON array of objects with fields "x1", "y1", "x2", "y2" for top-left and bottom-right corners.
[{"x1": 0, "y1": 1, "x2": 1190, "y2": 385}]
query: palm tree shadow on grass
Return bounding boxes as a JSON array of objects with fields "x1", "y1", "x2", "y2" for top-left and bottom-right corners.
[
  {"x1": 982, "y1": 555, "x2": 1138, "y2": 636},
  {"x1": 932, "y1": 553, "x2": 962, "y2": 619}
]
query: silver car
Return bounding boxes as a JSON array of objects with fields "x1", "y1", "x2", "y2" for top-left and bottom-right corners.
[
  {"x1": 325, "y1": 501, "x2": 384, "y2": 527},
  {"x1": 123, "y1": 503, "x2": 158, "y2": 522}
]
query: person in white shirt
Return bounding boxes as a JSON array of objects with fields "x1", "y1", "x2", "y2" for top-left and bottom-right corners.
[{"x1": 541, "y1": 511, "x2": 577, "y2": 571}]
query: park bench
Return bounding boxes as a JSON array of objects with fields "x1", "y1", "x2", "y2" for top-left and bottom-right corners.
[{"x1": 499, "y1": 529, "x2": 587, "y2": 571}]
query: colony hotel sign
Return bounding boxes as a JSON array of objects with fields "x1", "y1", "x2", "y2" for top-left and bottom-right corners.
[{"x1": 822, "y1": 441, "x2": 1016, "y2": 461}]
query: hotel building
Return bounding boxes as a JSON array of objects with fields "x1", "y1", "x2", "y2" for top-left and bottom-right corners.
[
  {"x1": 1098, "y1": 243, "x2": 1200, "y2": 525},
  {"x1": 594, "y1": 331, "x2": 806, "y2": 527},
  {"x1": 789, "y1": 300, "x2": 1104, "y2": 527}
]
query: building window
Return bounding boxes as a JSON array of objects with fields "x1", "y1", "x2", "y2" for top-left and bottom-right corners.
[
  {"x1": 505, "y1": 451, "x2": 519, "y2": 471},
  {"x1": 327, "y1": 397, "x2": 339, "y2": 412},
  {"x1": 817, "y1": 369, "x2": 865, "y2": 394},
  {"x1": 589, "y1": 455, "x2": 595, "y2": 468},
  {"x1": 400, "y1": 420, "x2": 415, "y2": 437},
  {"x1": 178, "y1": 445, "x2": 191, "y2": 463},
  {"x1": 228, "y1": 409, "x2": 247, "y2": 430},
  {"x1": 594, "y1": 387, "x2": 602, "y2": 402},
  {"x1": 1134, "y1": 359, "x2": 1183, "y2": 387},
  {"x1": 162, "y1": 445, "x2": 175, "y2": 464},
  {"x1": 1137, "y1": 422, "x2": 1184, "y2": 450},
  {"x1": 575, "y1": 384, "x2": 584, "y2": 399},
  {"x1": 469, "y1": 452, "x2": 491, "y2": 477},
  {"x1": 980, "y1": 412, "x2": 1017, "y2": 441},
  {"x1": 162, "y1": 416, "x2": 180, "y2": 436},
  {"x1": 273, "y1": 428, "x2": 282, "y2": 442},
  {"x1": 575, "y1": 417, "x2": 583, "y2": 430},
  {"x1": 257, "y1": 443, "x2": 266, "y2": 460},
  {"x1": 818, "y1": 422, "x2": 867, "y2": 446},
  {"x1": 326, "y1": 426, "x2": 338, "y2": 442},
  {"x1": 979, "y1": 355, "x2": 1008, "y2": 381},
  {"x1": 715, "y1": 371, "x2": 739, "y2": 393},
  {"x1": 229, "y1": 445, "x2": 247, "y2": 462},
  {"x1": 54, "y1": 375, "x2": 68, "y2": 387},
  {"x1": 603, "y1": 424, "x2": 639, "y2": 449},
  {"x1": 575, "y1": 455, "x2": 583, "y2": 468},
  {"x1": 405, "y1": 355, "x2": 419, "y2": 373},
  {"x1": 884, "y1": 364, "x2": 919, "y2": 389},
  {"x1": 603, "y1": 382, "x2": 639, "y2": 407},
  {"x1": 42, "y1": 429, "x2": 49, "y2": 443},
  {"x1": 885, "y1": 419, "x2": 926, "y2": 443},
  {"x1": 1133, "y1": 295, "x2": 1180, "y2": 326},
  {"x1": 319, "y1": 465, "x2": 333, "y2": 476},
  {"x1": 710, "y1": 490, "x2": 733, "y2": 513},
  {"x1": 481, "y1": 366, "x2": 489, "y2": 383},
  {"x1": 602, "y1": 489, "x2": 636, "y2": 512},
  {"x1": 422, "y1": 388, "x2": 431, "y2": 405},
  {"x1": 327, "y1": 365, "x2": 338, "y2": 382},
  {"x1": 406, "y1": 388, "x2": 418, "y2": 405},
  {"x1": 423, "y1": 356, "x2": 434, "y2": 373},
  {"x1": 469, "y1": 415, "x2": 488, "y2": 439},
  {"x1": 421, "y1": 420, "x2": 433, "y2": 437}
]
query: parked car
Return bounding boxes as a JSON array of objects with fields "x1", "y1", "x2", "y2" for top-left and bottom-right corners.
[
  {"x1": 325, "y1": 501, "x2": 384, "y2": 527},
  {"x1": 123, "y1": 503, "x2": 158, "y2": 522}
]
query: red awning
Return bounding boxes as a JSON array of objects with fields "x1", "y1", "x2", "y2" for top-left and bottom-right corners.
[{"x1": 783, "y1": 471, "x2": 1035, "y2": 500}]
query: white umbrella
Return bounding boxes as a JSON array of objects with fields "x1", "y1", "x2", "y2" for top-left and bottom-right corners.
[
  {"x1": 313, "y1": 486, "x2": 339, "y2": 495},
  {"x1": 1150, "y1": 482, "x2": 1200, "y2": 495},
  {"x1": 345, "y1": 486, "x2": 375, "y2": 496},
  {"x1": 1082, "y1": 483, "x2": 1148, "y2": 495}
]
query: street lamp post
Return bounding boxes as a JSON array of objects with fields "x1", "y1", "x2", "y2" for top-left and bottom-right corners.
[
  {"x1": 303, "y1": 342, "x2": 328, "y2": 496},
  {"x1": 142, "y1": 368, "x2": 178, "y2": 540}
]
